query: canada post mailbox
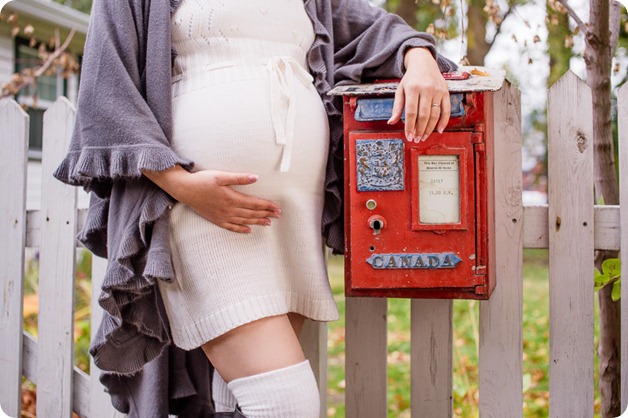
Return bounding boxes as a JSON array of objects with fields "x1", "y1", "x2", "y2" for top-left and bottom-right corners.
[{"x1": 330, "y1": 69, "x2": 506, "y2": 300}]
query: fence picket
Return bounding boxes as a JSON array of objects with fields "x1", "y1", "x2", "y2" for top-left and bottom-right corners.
[
  {"x1": 0, "y1": 98, "x2": 29, "y2": 417},
  {"x1": 547, "y1": 71, "x2": 594, "y2": 417},
  {"x1": 410, "y1": 300, "x2": 453, "y2": 417},
  {"x1": 36, "y1": 97, "x2": 78, "y2": 418},
  {"x1": 299, "y1": 320, "x2": 328, "y2": 418},
  {"x1": 479, "y1": 82, "x2": 524, "y2": 417},
  {"x1": 619, "y1": 84, "x2": 628, "y2": 411},
  {"x1": 345, "y1": 298, "x2": 387, "y2": 418}
]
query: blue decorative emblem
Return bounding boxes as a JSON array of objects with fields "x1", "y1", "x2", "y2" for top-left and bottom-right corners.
[
  {"x1": 356, "y1": 139, "x2": 404, "y2": 192},
  {"x1": 366, "y1": 253, "x2": 462, "y2": 270}
]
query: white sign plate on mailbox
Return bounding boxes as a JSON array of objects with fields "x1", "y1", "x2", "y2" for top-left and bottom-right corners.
[{"x1": 418, "y1": 155, "x2": 461, "y2": 224}]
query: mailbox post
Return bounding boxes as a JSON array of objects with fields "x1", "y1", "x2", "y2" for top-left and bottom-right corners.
[{"x1": 330, "y1": 68, "x2": 506, "y2": 300}]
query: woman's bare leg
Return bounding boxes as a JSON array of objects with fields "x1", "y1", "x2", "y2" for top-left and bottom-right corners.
[
  {"x1": 203, "y1": 314, "x2": 319, "y2": 417},
  {"x1": 202, "y1": 314, "x2": 305, "y2": 383}
]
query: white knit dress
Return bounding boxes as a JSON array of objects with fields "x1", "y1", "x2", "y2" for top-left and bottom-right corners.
[{"x1": 157, "y1": 0, "x2": 339, "y2": 350}]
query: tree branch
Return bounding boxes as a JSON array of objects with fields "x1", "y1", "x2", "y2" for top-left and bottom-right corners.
[
  {"x1": 1, "y1": 28, "x2": 76, "y2": 98},
  {"x1": 556, "y1": 0, "x2": 588, "y2": 36},
  {"x1": 488, "y1": 5, "x2": 516, "y2": 49}
]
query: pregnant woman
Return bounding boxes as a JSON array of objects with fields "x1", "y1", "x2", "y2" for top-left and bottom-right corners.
[{"x1": 55, "y1": 0, "x2": 455, "y2": 416}]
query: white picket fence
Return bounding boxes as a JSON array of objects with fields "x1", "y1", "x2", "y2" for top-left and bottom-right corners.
[{"x1": 1, "y1": 70, "x2": 627, "y2": 418}]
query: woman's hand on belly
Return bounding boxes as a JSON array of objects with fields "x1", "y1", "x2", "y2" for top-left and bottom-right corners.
[{"x1": 142, "y1": 165, "x2": 281, "y2": 233}]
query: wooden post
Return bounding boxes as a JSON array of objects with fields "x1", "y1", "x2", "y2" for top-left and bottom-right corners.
[
  {"x1": 547, "y1": 71, "x2": 594, "y2": 417},
  {"x1": 618, "y1": 84, "x2": 628, "y2": 411},
  {"x1": 410, "y1": 299, "x2": 453, "y2": 417},
  {"x1": 345, "y1": 298, "x2": 387, "y2": 418},
  {"x1": 37, "y1": 97, "x2": 78, "y2": 417},
  {"x1": 0, "y1": 98, "x2": 29, "y2": 417},
  {"x1": 478, "y1": 82, "x2": 524, "y2": 416},
  {"x1": 299, "y1": 320, "x2": 328, "y2": 418}
]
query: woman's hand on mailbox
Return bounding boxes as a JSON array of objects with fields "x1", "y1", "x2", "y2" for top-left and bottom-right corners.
[
  {"x1": 388, "y1": 47, "x2": 450, "y2": 143},
  {"x1": 142, "y1": 165, "x2": 282, "y2": 233}
]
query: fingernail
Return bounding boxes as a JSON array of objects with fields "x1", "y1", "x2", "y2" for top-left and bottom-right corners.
[
  {"x1": 422, "y1": 134, "x2": 429, "y2": 142},
  {"x1": 249, "y1": 174, "x2": 259, "y2": 182},
  {"x1": 406, "y1": 132, "x2": 413, "y2": 142},
  {"x1": 437, "y1": 128, "x2": 444, "y2": 134},
  {"x1": 264, "y1": 220, "x2": 271, "y2": 226}
]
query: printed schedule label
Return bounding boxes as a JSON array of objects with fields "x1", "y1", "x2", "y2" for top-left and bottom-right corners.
[{"x1": 418, "y1": 155, "x2": 461, "y2": 224}]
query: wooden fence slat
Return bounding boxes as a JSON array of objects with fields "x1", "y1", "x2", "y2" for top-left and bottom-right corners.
[
  {"x1": 25, "y1": 208, "x2": 87, "y2": 248},
  {"x1": 37, "y1": 97, "x2": 78, "y2": 418},
  {"x1": 299, "y1": 320, "x2": 328, "y2": 418},
  {"x1": 619, "y1": 84, "x2": 628, "y2": 411},
  {"x1": 547, "y1": 71, "x2": 594, "y2": 417},
  {"x1": 0, "y1": 98, "x2": 29, "y2": 417},
  {"x1": 22, "y1": 332, "x2": 38, "y2": 384},
  {"x1": 410, "y1": 300, "x2": 453, "y2": 417},
  {"x1": 479, "y1": 82, "x2": 523, "y2": 417},
  {"x1": 523, "y1": 205, "x2": 619, "y2": 251},
  {"x1": 26, "y1": 206, "x2": 625, "y2": 251},
  {"x1": 345, "y1": 298, "x2": 387, "y2": 418}
]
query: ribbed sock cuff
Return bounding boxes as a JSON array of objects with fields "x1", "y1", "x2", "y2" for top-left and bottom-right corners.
[
  {"x1": 227, "y1": 360, "x2": 319, "y2": 418},
  {"x1": 212, "y1": 369, "x2": 237, "y2": 412}
]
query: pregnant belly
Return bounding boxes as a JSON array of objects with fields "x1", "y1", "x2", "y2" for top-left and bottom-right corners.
[{"x1": 170, "y1": 72, "x2": 330, "y2": 181}]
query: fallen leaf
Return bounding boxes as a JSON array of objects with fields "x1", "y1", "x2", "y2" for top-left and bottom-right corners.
[{"x1": 471, "y1": 68, "x2": 489, "y2": 76}]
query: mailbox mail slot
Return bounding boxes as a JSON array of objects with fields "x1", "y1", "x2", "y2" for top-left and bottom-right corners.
[{"x1": 330, "y1": 71, "x2": 505, "y2": 300}]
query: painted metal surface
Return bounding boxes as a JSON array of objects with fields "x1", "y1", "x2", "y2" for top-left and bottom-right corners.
[
  {"x1": 354, "y1": 94, "x2": 465, "y2": 121},
  {"x1": 342, "y1": 81, "x2": 496, "y2": 299}
]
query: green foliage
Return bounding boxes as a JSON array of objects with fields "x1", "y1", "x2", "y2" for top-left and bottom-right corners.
[
  {"x1": 594, "y1": 258, "x2": 621, "y2": 302},
  {"x1": 325, "y1": 250, "x2": 595, "y2": 417},
  {"x1": 52, "y1": 0, "x2": 92, "y2": 14}
]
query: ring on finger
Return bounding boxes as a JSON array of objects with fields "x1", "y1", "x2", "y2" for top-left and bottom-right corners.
[{"x1": 431, "y1": 103, "x2": 441, "y2": 107}]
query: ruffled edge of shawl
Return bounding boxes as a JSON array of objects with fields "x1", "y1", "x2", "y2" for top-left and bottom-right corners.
[
  {"x1": 53, "y1": 145, "x2": 193, "y2": 197},
  {"x1": 88, "y1": 187, "x2": 176, "y2": 374}
]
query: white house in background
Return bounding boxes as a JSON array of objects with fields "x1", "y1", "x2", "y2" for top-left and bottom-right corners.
[{"x1": 1, "y1": 0, "x2": 90, "y2": 209}]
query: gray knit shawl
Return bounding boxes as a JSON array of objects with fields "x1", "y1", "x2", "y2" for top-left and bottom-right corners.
[{"x1": 54, "y1": 0, "x2": 456, "y2": 375}]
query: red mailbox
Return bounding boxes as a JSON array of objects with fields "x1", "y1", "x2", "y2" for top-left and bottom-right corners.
[{"x1": 330, "y1": 69, "x2": 506, "y2": 299}]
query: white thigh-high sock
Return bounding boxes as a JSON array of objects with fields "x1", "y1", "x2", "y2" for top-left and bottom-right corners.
[
  {"x1": 212, "y1": 369, "x2": 238, "y2": 412},
  {"x1": 227, "y1": 360, "x2": 320, "y2": 418}
]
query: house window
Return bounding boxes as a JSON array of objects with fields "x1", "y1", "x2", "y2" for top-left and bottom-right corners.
[{"x1": 14, "y1": 36, "x2": 68, "y2": 158}]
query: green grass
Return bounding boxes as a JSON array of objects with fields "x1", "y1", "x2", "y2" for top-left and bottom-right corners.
[{"x1": 325, "y1": 249, "x2": 592, "y2": 418}]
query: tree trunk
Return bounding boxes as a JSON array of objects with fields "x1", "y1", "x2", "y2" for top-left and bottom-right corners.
[
  {"x1": 465, "y1": 0, "x2": 490, "y2": 65},
  {"x1": 395, "y1": 0, "x2": 418, "y2": 29},
  {"x1": 586, "y1": 0, "x2": 621, "y2": 415}
]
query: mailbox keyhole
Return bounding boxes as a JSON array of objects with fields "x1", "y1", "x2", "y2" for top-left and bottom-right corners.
[{"x1": 368, "y1": 216, "x2": 386, "y2": 235}]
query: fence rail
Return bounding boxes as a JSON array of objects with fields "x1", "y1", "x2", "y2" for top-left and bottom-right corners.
[{"x1": 1, "y1": 70, "x2": 627, "y2": 418}]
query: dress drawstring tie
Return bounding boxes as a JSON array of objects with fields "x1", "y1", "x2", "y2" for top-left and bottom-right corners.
[{"x1": 267, "y1": 56, "x2": 314, "y2": 172}]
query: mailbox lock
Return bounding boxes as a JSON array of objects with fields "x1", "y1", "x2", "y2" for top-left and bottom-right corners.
[
  {"x1": 368, "y1": 215, "x2": 386, "y2": 235},
  {"x1": 365, "y1": 199, "x2": 377, "y2": 210}
]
